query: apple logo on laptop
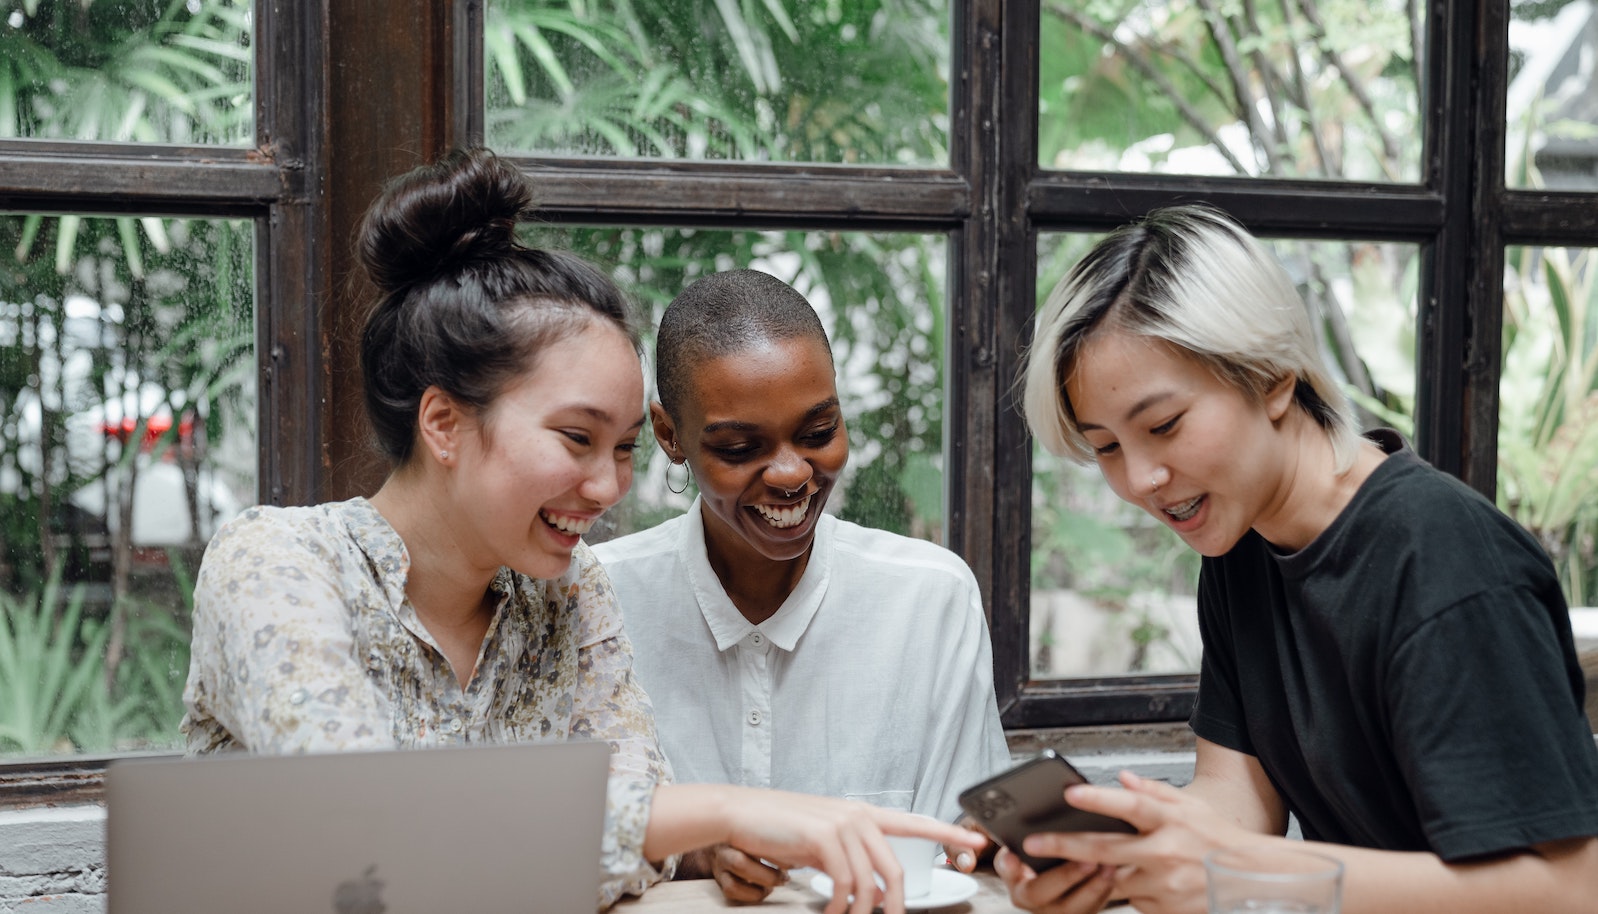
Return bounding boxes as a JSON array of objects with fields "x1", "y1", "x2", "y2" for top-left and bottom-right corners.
[{"x1": 333, "y1": 864, "x2": 387, "y2": 914}]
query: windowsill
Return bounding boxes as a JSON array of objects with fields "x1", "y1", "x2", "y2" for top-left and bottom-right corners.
[{"x1": 0, "y1": 752, "x2": 178, "y2": 811}]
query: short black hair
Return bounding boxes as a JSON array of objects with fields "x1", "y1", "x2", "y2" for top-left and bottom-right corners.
[
  {"x1": 654, "y1": 269, "x2": 830, "y2": 421},
  {"x1": 356, "y1": 147, "x2": 640, "y2": 464}
]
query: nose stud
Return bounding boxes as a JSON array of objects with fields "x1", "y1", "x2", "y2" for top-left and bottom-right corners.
[{"x1": 1151, "y1": 472, "x2": 1160, "y2": 492}]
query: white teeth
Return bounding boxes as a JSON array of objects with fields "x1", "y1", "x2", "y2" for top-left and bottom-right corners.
[
  {"x1": 1164, "y1": 495, "x2": 1203, "y2": 522},
  {"x1": 541, "y1": 511, "x2": 596, "y2": 536},
  {"x1": 754, "y1": 494, "x2": 811, "y2": 529}
]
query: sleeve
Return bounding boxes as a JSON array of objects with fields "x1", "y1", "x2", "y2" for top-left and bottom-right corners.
[
  {"x1": 568, "y1": 548, "x2": 677, "y2": 908},
  {"x1": 1189, "y1": 557, "x2": 1253, "y2": 755},
  {"x1": 182, "y1": 509, "x2": 393, "y2": 755},
  {"x1": 1385, "y1": 588, "x2": 1598, "y2": 860},
  {"x1": 913, "y1": 563, "x2": 1013, "y2": 823}
]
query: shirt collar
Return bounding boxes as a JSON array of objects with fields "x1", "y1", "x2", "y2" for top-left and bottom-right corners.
[
  {"x1": 678, "y1": 496, "x2": 833, "y2": 652},
  {"x1": 335, "y1": 497, "x2": 440, "y2": 650}
]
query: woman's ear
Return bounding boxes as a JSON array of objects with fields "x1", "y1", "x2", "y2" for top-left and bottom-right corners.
[
  {"x1": 417, "y1": 386, "x2": 464, "y2": 463},
  {"x1": 1265, "y1": 374, "x2": 1297, "y2": 422},
  {"x1": 649, "y1": 402, "x2": 683, "y2": 461}
]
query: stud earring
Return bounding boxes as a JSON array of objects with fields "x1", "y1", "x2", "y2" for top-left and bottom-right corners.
[
  {"x1": 439, "y1": 449, "x2": 449, "y2": 460},
  {"x1": 665, "y1": 457, "x2": 692, "y2": 495}
]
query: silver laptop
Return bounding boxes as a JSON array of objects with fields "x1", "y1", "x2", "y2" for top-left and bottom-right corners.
[{"x1": 106, "y1": 740, "x2": 611, "y2": 914}]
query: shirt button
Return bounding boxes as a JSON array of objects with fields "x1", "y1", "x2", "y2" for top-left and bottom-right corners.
[
  {"x1": 449, "y1": 717, "x2": 464, "y2": 733},
  {"x1": 750, "y1": 633, "x2": 763, "y2": 646},
  {"x1": 289, "y1": 689, "x2": 309, "y2": 706},
  {"x1": 747, "y1": 710, "x2": 762, "y2": 726}
]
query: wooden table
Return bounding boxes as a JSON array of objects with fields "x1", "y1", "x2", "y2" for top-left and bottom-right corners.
[{"x1": 615, "y1": 870, "x2": 1027, "y2": 913}]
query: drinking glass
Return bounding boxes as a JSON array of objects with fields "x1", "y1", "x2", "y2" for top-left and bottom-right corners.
[{"x1": 1205, "y1": 846, "x2": 1343, "y2": 914}]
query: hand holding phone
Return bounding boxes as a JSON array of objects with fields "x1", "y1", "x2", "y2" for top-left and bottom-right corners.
[{"x1": 957, "y1": 750, "x2": 1136, "y2": 873}]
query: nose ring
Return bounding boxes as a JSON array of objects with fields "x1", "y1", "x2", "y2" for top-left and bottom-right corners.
[{"x1": 783, "y1": 485, "x2": 802, "y2": 498}]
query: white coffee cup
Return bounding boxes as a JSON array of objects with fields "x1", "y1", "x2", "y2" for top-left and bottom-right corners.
[{"x1": 884, "y1": 825, "x2": 939, "y2": 899}]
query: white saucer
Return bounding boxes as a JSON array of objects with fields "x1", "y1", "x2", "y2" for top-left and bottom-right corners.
[{"x1": 808, "y1": 868, "x2": 980, "y2": 910}]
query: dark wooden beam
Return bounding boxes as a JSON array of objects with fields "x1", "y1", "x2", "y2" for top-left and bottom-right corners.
[
  {"x1": 514, "y1": 159, "x2": 970, "y2": 229},
  {"x1": 1411, "y1": 0, "x2": 1484, "y2": 485},
  {"x1": 950, "y1": 0, "x2": 1037, "y2": 719},
  {"x1": 1002, "y1": 677, "x2": 1199, "y2": 729},
  {"x1": 1455, "y1": 0, "x2": 1510, "y2": 496},
  {"x1": 1027, "y1": 173, "x2": 1446, "y2": 240},
  {"x1": 321, "y1": 0, "x2": 463, "y2": 502},
  {"x1": 257, "y1": 0, "x2": 331, "y2": 508},
  {"x1": 1500, "y1": 191, "x2": 1598, "y2": 244},
  {"x1": 0, "y1": 149, "x2": 283, "y2": 215}
]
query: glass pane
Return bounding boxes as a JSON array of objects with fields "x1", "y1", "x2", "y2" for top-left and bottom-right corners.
[
  {"x1": 525, "y1": 227, "x2": 947, "y2": 544},
  {"x1": 1507, "y1": 2, "x2": 1598, "y2": 189},
  {"x1": 484, "y1": 0, "x2": 950, "y2": 165},
  {"x1": 1038, "y1": 1, "x2": 1423, "y2": 182},
  {"x1": 0, "y1": 213, "x2": 255, "y2": 758},
  {"x1": 1500, "y1": 247, "x2": 1598, "y2": 613},
  {"x1": 1, "y1": 0, "x2": 253, "y2": 146},
  {"x1": 1030, "y1": 231, "x2": 1420, "y2": 679}
]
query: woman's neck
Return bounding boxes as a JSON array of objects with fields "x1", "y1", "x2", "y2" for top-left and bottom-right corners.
[
  {"x1": 700, "y1": 504, "x2": 811, "y2": 626},
  {"x1": 368, "y1": 471, "x2": 498, "y2": 684},
  {"x1": 1254, "y1": 422, "x2": 1386, "y2": 553}
]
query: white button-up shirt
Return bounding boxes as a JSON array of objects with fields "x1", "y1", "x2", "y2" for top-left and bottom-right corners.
[{"x1": 595, "y1": 501, "x2": 1011, "y2": 821}]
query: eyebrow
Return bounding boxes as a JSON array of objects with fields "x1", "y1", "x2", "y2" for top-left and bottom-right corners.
[
  {"x1": 1077, "y1": 392, "x2": 1172, "y2": 432},
  {"x1": 565, "y1": 405, "x2": 645, "y2": 431},
  {"x1": 702, "y1": 397, "x2": 840, "y2": 436}
]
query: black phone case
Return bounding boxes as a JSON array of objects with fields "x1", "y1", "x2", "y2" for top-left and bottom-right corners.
[{"x1": 957, "y1": 750, "x2": 1136, "y2": 873}]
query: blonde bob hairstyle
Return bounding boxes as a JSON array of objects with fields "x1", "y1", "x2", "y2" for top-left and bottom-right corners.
[{"x1": 1021, "y1": 204, "x2": 1361, "y2": 472}]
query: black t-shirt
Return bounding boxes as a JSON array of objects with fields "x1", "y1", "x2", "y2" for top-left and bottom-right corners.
[{"x1": 1190, "y1": 430, "x2": 1598, "y2": 860}]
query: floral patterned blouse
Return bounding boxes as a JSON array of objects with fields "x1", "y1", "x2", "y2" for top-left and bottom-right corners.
[{"x1": 181, "y1": 497, "x2": 673, "y2": 909}]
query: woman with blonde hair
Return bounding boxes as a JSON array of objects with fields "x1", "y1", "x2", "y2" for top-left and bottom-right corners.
[{"x1": 1005, "y1": 205, "x2": 1598, "y2": 914}]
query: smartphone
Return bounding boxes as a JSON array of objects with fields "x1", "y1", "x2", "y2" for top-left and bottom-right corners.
[{"x1": 957, "y1": 750, "x2": 1136, "y2": 873}]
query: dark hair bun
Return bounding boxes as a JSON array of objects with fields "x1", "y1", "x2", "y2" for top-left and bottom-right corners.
[{"x1": 358, "y1": 147, "x2": 533, "y2": 294}]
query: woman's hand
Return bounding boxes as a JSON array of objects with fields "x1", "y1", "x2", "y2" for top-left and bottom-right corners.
[
  {"x1": 720, "y1": 788, "x2": 984, "y2": 914},
  {"x1": 1007, "y1": 770, "x2": 1253, "y2": 914},
  {"x1": 646, "y1": 784, "x2": 984, "y2": 914},
  {"x1": 706, "y1": 843, "x2": 788, "y2": 903},
  {"x1": 947, "y1": 815, "x2": 996, "y2": 873},
  {"x1": 994, "y1": 847, "x2": 1118, "y2": 914}
]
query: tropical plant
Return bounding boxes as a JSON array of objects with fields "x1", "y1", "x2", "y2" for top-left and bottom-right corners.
[
  {"x1": 493, "y1": 1, "x2": 954, "y2": 536},
  {"x1": 0, "y1": 567, "x2": 138, "y2": 753},
  {"x1": 486, "y1": 0, "x2": 948, "y2": 163},
  {"x1": 1499, "y1": 246, "x2": 1598, "y2": 605},
  {"x1": 0, "y1": 568, "x2": 190, "y2": 754},
  {"x1": 0, "y1": 0, "x2": 253, "y2": 757}
]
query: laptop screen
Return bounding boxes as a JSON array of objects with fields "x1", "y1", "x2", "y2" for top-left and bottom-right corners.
[{"x1": 106, "y1": 740, "x2": 611, "y2": 914}]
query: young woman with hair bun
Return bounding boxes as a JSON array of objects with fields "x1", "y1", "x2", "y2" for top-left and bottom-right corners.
[{"x1": 181, "y1": 148, "x2": 979, "y2": 914}]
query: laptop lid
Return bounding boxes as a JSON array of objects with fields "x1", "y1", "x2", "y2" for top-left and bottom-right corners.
[{"x1": 106, "y1": 740, "x2": 611, "y2": 914}]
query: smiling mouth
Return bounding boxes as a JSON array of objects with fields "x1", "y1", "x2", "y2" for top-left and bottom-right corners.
[
  {"x1": 1162, "y1": 495, "x2": 1203, "y2": 523},
  {"x1": 753, "y1": 493, "x2": 812, "y2": 529},
  {"x1": 540, "y1": 510, "x2": 596, "y2": 536}
]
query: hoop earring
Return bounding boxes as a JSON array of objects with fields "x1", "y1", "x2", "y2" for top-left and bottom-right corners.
[{"x1": 666, "y1": 458, "x2": 692, "y2": 495}]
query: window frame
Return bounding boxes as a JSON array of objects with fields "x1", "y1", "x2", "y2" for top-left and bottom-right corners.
[{"x1": 3, "y1": 0, "x2": 1592, "y2": 804}]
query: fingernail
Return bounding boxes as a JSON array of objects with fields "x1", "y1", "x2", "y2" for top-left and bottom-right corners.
[{"x1": 957, "y1": 852, "x2": 974, "y2": 870}]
